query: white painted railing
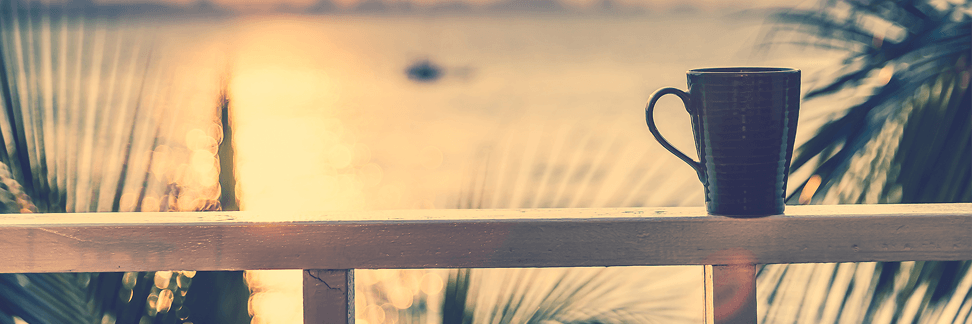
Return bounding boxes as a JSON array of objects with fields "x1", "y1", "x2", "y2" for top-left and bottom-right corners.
[{"x1": 1, "y1": 203, "x2": 970, "y2": 323}]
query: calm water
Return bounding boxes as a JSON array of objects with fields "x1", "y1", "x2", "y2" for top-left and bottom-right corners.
[
  {"x1": 213, "y1": 13, "x2": 844, "y2": 324},
  {"x1": 224, "y1": 13, "x2": 840, "y2": 212},
  {"x1": 1, "y1": 10, "x2": 845, "y2": 323}
]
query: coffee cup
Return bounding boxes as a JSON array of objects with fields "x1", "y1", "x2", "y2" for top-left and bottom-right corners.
[{"x1": 645, "y1": 67, "x2": 801, "y2": 217}]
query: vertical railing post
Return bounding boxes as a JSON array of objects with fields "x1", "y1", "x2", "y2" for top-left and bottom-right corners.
[
  {"x1": 704, "y1": 264, "x2": 757, "y2": 324},
  {"x1": 304, "y1": 269, "x2": 354, "y2": 324}
]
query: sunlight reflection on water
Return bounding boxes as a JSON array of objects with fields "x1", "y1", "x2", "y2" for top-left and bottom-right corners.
[{"x1": 224, "y1": 13, "x2": 844, "y2": 323}]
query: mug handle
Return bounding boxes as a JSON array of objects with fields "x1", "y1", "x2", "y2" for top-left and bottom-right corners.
[{"x1": 645, "y1": 87, "x2": 705, "y2": 182}]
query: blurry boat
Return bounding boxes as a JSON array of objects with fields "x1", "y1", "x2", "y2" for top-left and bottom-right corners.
[{"x1": 406, "y1": 59, "x2": 443, "y2": 82}]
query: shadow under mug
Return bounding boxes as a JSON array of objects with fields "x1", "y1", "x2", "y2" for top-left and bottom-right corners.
[{"x1": 645, "y1": 67, "x2": 800, "y2": 217}]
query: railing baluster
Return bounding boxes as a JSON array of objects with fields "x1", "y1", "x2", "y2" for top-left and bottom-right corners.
[
  {"x1": 704, "y1": 264, "x2": 757, "y2": 324},
  {"x1": 303, "y1": 269, "x2": 354, "y2": 324}
]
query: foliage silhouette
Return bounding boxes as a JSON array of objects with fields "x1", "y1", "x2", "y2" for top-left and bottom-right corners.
[
  {"x1": 756, "y1": 0, "x2": 970, "y2": 322},
  {"x1": 0, "y1": 1, "x2": 250, "y2": 323},
  {"x1": 1, "y1": 0, "x2": 969, "y2": 322}
]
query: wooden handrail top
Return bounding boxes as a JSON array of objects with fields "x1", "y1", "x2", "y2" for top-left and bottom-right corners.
[{"x1": 0, "y1": 203, "x2": 969, "y2": 273}]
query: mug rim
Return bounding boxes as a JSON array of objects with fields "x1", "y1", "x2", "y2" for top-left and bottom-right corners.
[{"x1": 689, "y1": 67, "x2": 799, "y2": 74}]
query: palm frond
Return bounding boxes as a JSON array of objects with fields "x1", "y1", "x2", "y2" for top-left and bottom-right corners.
[
  {"x1": 0, "y1": 1, "x2": 246, "y2": 323},
  {"x1": 759, "y1": 0, "x2": 971, "y2": 323}
]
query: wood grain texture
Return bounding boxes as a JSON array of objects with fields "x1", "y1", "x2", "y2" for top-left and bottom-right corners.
[{"x1": 0, "y1": 204, "x2": 968, "y2": 273}]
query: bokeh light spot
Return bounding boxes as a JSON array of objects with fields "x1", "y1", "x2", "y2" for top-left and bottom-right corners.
[
  {"x1": 388, "y1": 286, "x2": 414, "y2": 310},
  {"x1": 877, "y1": 65, "x2": 894, "y2": 85},
  {"x1": 191, "y1": 150, "x2": 217, "y2": 174},
  {"x1": 119, "y1": 288, "x2": 134, "y2": 304},
  {"x1": 382, "y1": 304, "x2": 400, "y2": 324},
  {"x1": 419, "y1": 272, "x2": 444, "y2": 295},
  {"x1": 186, "y1": 128, "x2": 214, "y2": 151},
  {"x1": 146, "y1": 295, "x2": 159, "y2": 317},
  {"x1": 362, "y1": 305, "x2": 386, "y2": 323},
  {"x1": 800, "y1": 175, "x2": 822, "y2": 205},
  {"x1": 157, "y1": 289, "x2": 174, "y2": 313},
  {"x1": 119, "y1": 192, "x2": 138, "y2": 211},
  {"x1": 247, "y1": 291, "x2": 302, "y2": 323},
  {"x1": 101, "y1": 313, "x2": 116, "y2": 324},
  {"x1": 329, "y1": 144, "x2": 353, "y2": 169},
  {"x1": 122, "y1": 272, "x2": 138, "y2": 290},
  {"x1": 141, "y1": 196, "x2": 160, "y2": 212},
  {"x1": 14, "y1": 274, "x2": 28, "y2": 287},
  {"x1": 177, "y1": 272, "x2": 192, "y2": 289},
  {"x1": 154, "y1": 271, "x2": 173, "y2": 290}
]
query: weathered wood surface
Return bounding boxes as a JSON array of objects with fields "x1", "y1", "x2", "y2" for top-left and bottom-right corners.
[
  {"x1": 704, "y1": 263, "x2": 757, "y2": 324},
  {"x1": 304, "y1": 269, "x2": 354, "y2": 324},
  {"x1": 0, "y1": 204, "x2": 968, "y2": 273}
]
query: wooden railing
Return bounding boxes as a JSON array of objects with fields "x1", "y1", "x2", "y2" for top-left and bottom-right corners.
[{"x1": 1, "y1": 203, "x2": 970, "y2": 323}]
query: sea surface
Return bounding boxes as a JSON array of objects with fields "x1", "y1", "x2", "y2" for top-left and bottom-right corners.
[
  {"x1": 221, "y1": 13, "x2": 842, "y2": 210},
  {"x1": 2, "y1": 9, "x2": 849, "y2": 323},
  {"x1": 213, "y1": 13, "x2": 846, "y2": 324}
]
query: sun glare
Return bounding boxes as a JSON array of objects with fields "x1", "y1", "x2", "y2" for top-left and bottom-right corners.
[{"x1": 230, "y1": 19, "x2": 388, "y2": 323}]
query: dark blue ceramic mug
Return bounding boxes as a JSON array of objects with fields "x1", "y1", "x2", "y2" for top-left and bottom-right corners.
[{"x1": 645, "y1": 67, "x2": 801, "y2": 217}]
